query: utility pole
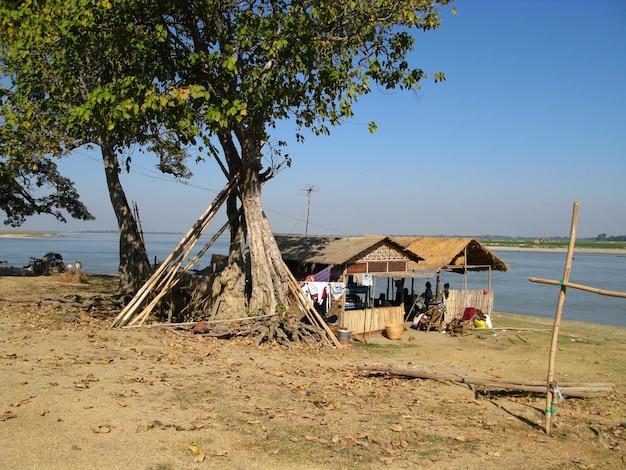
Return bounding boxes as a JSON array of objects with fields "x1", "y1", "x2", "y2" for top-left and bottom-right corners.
[{"x1": 300, "y1": 185, "x2": 319, "y2": 236}]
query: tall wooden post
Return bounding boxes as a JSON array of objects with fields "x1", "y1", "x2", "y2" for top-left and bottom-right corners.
[{"x1": 545, "y1": 202, "x2": 579, "y2": 434}]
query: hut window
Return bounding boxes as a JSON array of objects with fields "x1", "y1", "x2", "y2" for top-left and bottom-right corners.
[
  {"x1": 388, "y1": 261, "x2": 406, "y2": 272},
  {"x1": 347, "y1": 263, "x2": 367, "y2": 274},
  {"x1": 368, "y1": 262, "x2": 387, "y2": 273}
]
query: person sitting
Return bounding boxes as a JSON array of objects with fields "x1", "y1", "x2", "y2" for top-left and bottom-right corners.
[
  {"x1": 403, "y1": 287, "x2": 416, "y2": 318},
  {"x1": 410, "y1": 311, "x2": 430, "y2": 329},
  {"x1": 377, "y1": 293, "x2": 392, "y2": 307}
]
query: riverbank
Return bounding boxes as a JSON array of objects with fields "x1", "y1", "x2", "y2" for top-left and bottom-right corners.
[{"x1": 0, "y1": 274, "x2": 624, "y2": 469}]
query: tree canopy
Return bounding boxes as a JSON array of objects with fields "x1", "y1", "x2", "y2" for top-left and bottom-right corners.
[
  {"x1": 1, "y1": 0, "x2": 453, "y2": 310},
  {"x1": 154, "y1": 0, "x2": 454, "y2": 313},
  {"x1": 1, "y1": 0, "x2": 204, "y2": 291}
]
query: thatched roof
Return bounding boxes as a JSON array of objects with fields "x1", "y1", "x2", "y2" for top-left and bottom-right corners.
[
  {"x1": 390, "y1": 236, "x2": 508, "y2": 273},
  {"x1": 274, "y1": 235, "x2": 423, "y2": 266}
]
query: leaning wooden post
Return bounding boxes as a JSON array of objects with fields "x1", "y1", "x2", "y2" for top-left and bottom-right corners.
[{"x1": 545, "y1": 202, "x2": 579, "y2": 434}]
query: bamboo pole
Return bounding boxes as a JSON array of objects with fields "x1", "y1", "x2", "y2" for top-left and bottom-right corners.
[
  {"x1": 528, "y1": 277, "x2": 626, "y2": 298},
  {"x1": 545, "y1": 202, "x2": 579, "y2": 434},
  {"x1": 132, "y1": 201, "x2": 145, "y2": 247},
  {"x1": 111, "y1": 178, "x2": 235, "y2": 327},
  {"x1": 286, "y1": 272, "x2": 343, "y2": 349}
]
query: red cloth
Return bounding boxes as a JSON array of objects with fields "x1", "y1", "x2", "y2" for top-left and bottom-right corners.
[{"x1": 461, "y1": 307, "x2": 476, "y2": 321}]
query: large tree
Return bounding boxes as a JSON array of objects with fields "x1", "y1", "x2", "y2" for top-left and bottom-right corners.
[
  {"x1": 1, "y1": 0, "x2": 452, "y2": 314},
  {"x1": 0, "y1": 0, "x2": 198, "y2": 293},
  {"x1": 155, "y1": 0, "x2": 453, "y2": 315}
]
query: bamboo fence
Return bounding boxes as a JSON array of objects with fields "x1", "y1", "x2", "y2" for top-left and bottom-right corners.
[
  {"x1": 341, "y1": 305, "x2": 404, "y2": 336},
  {"x1": 444, "y1": 289, "x2": 494, "y2": 326}
]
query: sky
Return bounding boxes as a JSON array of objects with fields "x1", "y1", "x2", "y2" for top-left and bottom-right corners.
[{"x1": 9, "y1": 0, "x2": 626, "y2": 239}]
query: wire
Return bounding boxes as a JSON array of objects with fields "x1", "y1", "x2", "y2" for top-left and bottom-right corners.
[
  {"x1": 69, "y1": 148, "x2": 350, "y2": 235},
  {"x1": 70, "y1": 148, "x2": 220, "y2": 193}
]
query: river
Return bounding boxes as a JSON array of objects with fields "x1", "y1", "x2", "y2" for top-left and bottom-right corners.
[{"x1": 1, "y1": 232, "x2": 624, "y2": 327}]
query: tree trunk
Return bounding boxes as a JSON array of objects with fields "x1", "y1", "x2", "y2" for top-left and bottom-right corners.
[
  {"x1": 238, "y1": 140, "x2": 291, "y2": 314},
  {"x1": 210, "y1": 129, "x2": 291, "y2": 317},
  {"x1": 205, "y1": 131, "x2": 249, "y2": 319},
  {"x1": 101, "y1": 145, "x2": 150, "y2": 295}
]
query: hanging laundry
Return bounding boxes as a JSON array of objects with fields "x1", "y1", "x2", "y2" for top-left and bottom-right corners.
[
  {"x1": 329, "y1": 282, "x2": 346, "y2": 300},
  {"x1": 304, "y1": 282, "x2": 328, "y2": 304},
  {"x1": 311, "y1": 265, "x2": 332, "y2": 282}
]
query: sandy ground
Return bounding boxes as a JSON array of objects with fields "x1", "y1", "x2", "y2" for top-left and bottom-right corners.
[{"x1": 0, "y1": 274, "x2": 625, "y2": 470}]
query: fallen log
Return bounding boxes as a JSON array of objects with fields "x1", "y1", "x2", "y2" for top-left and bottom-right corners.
[{"x1": 358, "y1": 362, "x2": 614, "y2": 398}]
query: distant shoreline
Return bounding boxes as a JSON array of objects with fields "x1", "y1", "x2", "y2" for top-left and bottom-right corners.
[
  {"x1": 0, "y1": 232, "x2": 63, "y2": 238},
  {"x1": 0, "y1": 231, "x2": 183, "y2": 239},
  {"x1": 2, "y1": 232, "x2": 624, "y2": 255},
  {"x1": 487, "y1": 245, "x2": 626, "y2": 255}
]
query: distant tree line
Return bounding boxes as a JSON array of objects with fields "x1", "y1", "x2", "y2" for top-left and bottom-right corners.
[{"x1": 596, "y1": 234, "x2": 626, "y2": 242}]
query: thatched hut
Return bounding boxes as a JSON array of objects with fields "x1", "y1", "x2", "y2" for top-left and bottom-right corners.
[
  {"x1": 275, "y1": 235, "x2": 424, "y2": 334},
  {"x1": 391, "y1": 236, "x2": 509, "y2": 324},
  {"x1": 391, "y1": 236, "x2": 507, "y2": 274}
]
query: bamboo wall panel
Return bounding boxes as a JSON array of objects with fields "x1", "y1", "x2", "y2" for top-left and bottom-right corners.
[
  {"x1": 342, "y1": 306, "x2": 404, "y2": 335},
  {"x1": 444, "y1": 290, "x2": 494, "y2": 326}
]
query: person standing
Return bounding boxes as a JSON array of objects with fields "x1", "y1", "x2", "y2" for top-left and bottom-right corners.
[
  {"x1": 441, "y1": 282, "x2": 450, "y2": 301},
  {"x1": 421, "y1": 281, "x2": 434, "y2": 305}
]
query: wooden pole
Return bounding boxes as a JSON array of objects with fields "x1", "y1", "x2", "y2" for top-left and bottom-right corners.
[
  {"x1": 545, "y1": 202, "x2": 579, "y2": 434},
  {"x1": 358, "y1": 362, "x2": 613, "y2": 398},
  {"x1": 286, "y1": 272, "x2": 343, "y2": 349},
  {"x1": 528, "y1": 277, "x2": 626, "y2": 298}
]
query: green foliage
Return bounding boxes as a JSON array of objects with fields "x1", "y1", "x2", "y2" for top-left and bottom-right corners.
[
  {"x1": 1, "y1": 0, "x2": 452, "y2": 224},
  {"x1": 0, "y1": 156, "x2": 94, "y2": 226},
  {"x1": 157, "y1": 0, "x2": 453, "y2": 147},
  {"x1": 596, "y1": 233, "x2": 626, "y2": 242},
  {"x1": 0, "y1": 0, "x2": 201, "y2": 225}
]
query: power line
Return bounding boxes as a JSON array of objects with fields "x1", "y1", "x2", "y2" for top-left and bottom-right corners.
[
  {"x1": 70, "y1": 148, "x2": 221, "y2": 193},
  {"x1": 70, "y1": 149, "x2": 350, "y2": 235}
]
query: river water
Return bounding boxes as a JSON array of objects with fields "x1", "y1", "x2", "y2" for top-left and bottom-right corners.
[{"x1": 2, "y1": 232, "x2": 625, "y2": 327}]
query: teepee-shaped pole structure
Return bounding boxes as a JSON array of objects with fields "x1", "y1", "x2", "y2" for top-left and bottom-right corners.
[{"x1": 111, "y1": 178, "x2": 236, "y2": 328}]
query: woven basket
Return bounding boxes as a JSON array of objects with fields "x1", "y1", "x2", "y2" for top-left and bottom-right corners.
[{"x1": 385, "y1": 324, "x2": 404, "y2": 340}]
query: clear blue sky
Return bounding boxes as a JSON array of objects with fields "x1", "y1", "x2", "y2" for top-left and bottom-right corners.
[{"x1": 12, "y1": 1, "x2": 626, "y2": 238}]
